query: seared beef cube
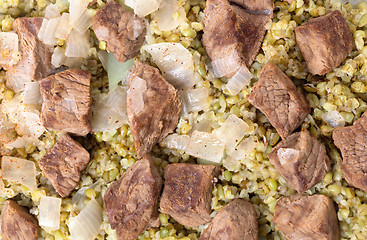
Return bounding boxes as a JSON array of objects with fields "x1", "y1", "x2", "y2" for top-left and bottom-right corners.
[
  {"x1": 1, "y1": 200, "x2": 39, "y2": 240},
  {"x1": 273, "y1": 194, "x2": 339, "y2": 240},
  {"x1": 93, "y1": 1, "x2": 146, "y2": 63},
  {"x1": 39, "y1": 69, "x2": 92, "y2": 136},
  {"x1": 127, "y1": 61, "x2": 181, "y2": 158},
  {"x1": 333, "y1": 112, "x2": 367, "y2": 192},
  {"x1": 229, "y1": 0, "x2": 273, "y2": 16},
  {"x1": 38, "y1": 134, "x2": 90, "y2": 197},
  {"x1": 203, "y1": 0, "x2": 271, "y2": 78},
  {"x1": 200, "y1": 199, "x2": 258, "y2": 240},
  {"x1": 5, "y1": 17, "x2": 54, "y2": 92},
  {"x1": 248, "y1": 63, "x2": 310, "y2": 139},
  {"x1": 295, "y1": 10, "x2": 354, "y2": 75},
  {"x1": 269, "y1": 128, "x2": 330, "y2": 193},
  {"x1": 103, "y1": 155, "x2": 162, "y2": 240},
  {"x1": 160, "y1": 163, "x2": 221, "y2": 227}
]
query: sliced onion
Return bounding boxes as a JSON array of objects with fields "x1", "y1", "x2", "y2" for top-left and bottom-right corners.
[
  {"x1": 0, "y1": 32, "x2": 20, "y2": 67},
  {"x1": 92, "y1": 86, "x2": 129, "y2": 132},
  {"x1": 39, "y1": 196, "x2": 61, "y2": 231},
  {"x1": 191, "y1": 119, "x2": 211, "y2": 133},
  {"x1": 125, "y1": 0, "x2": 162, "y2": 17},
  {"x1": 228, "y1": 136, "x2": 258, "y2": 161},
  {"x1": 68, "y1": 198, "x2": 103, "y2": 240},
  {"x1": 71, "y1": 180, "x2": 100, "y2": 210},
  {"x1": 69, "y1": 0, "x2": 89, "y2": 26},
  {"x1": 55, "y1": 13, "x2": 72, "y2": 40},
  {"x1": 65, "y1": 29, "x2": 90, "y2": 58},
  {"x1": 51, "y1": 46, "x2": 66, "y2": 68},
  {"x1": 38, "y1": 19, "x2": 48, "y2": 42},
  {"x1": 214, "y1": 114, "x2": 249, "y2": 151},
  {"x1": 160, "y1": 133, "x2": 190, "y2": 151},
  {"x1": 63, "y1": 56, "x2": 84, "y2": 67},
  {"x1": 223, "y1": 156, "x2": 242, "y2": 172},
  {"x1": 181, "y1": 88, "x2": 210, "y2": 113},
  {"x1": 5, "y1": 136, "x2": 42, "y2": 149},
  {"x1": 75, "y1": 9, "x2": 94, "y2": 34},
  {"x1": 321, "y1": 110, "x2": 345, "y2": 128},
  {"x1": 127, "y1": 77, "x2": 146, "y2": 114},
  {"x1": 154, "y1": 0, "x2": 186, "y2": 31},
  {"x1": 1, "y1": 156, "x2": 37, "y2": 190},
  {"x1": 142, "y1": 43, "x2": 195, "y2": 89},
  {"x1": 185, "y1": 130, "x2": 225, "y2": 163},
  {"x1": 277, "y1": 148, "x2": 300, "y2": 165},
  {"x1": 43, "y1": 17, "x2": 60, "y2": 46},
  {"x1": 211, "y1": 51, "x2": 241, "y2": 78},
  {"x1": 44, "y1": 3, "x2": 60, "y2": 19},
  {"x1": 23, "y1": 82, "x2": 42, "y2": 105},
  {"x1": 226, "y1": 65, "x2": 253, "y2": 95}
]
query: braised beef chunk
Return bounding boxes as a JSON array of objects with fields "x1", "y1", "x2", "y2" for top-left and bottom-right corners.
[
  {"x1": 39, "y1": 69, "x2": 92, "y2": 136},
  {"x1": 229, "y1": 0, "x2": 274, "y2": 16},
  {"x1": 103, "y1": 155, "x2": 162, "y2": 240},
  {"x1": 248, "y1": 63, "x2": 310, "y2": 139},
  {"x1": 92, "y1": 1, "x2": 146, "y2": 63},
  {"x1": 273, "y1": 194, "x2": 339, "y2": 240},
  {"x1": 160, "y1": 163, "x2": 221, "y2": 227},
  {"x1": 295, "y1": 10, "x2": 354, "y2": 75},
  {"x1": 200, "y1": 199, "x2": 258, "y2": 240},
  {"x1": 333, "y1": 112, "x2": 367, "y2": 192},
  {"x1": 1, "y1": 200, "x2": 38, "y2": 240},
  {"x1": 203, "y1": 0, "x2": 271, "y2": 77},
  {"x1": 269, "y1": 128, "x2": 330, "y2": 193},
  {"x1": 127, "y1": 61, "x2": 181, "y2": 158},
  {"x1": 5, "y1": 17, "x2": 54, "y2": 93},
  {"x1": 38, "y1": 134, "x2": 90, "y2": 197}
]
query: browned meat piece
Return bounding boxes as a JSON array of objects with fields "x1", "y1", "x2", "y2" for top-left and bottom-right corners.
[
  {"x1": 200, "y1": 199, "x2": 258, "y2": 240},
  {"x1": 127, "y1": 61, "x2": 181, "y2": 158},
  {"x1": 333, "y1": 111, "x2": 367, "y2": 192},
  {"x1": 39, "y1": 69, "x2": 92, "y2": 136},
  {"x1": 295, "y1": 10, "x2": 354, "y2": 75},
  {"x1": 92, "y1": 1, "x2": 146, "y2": 63},
  {"x1": 203, "y1": 0, "x2": 271, "y2": 77},
  {"x1": 38, "y1": 134, "x2": 90, "y2": 197},
  {"x1": 273, "y1": 194, "x2": 339, "y2": 240},
  {"x1": 248, "y1": 63, "x2": 310, "y2": 139},
  {"x1": 5, "y1": 17, "x2": 54, "y2": 93},
  {"x1": 1, "y1": 200, "x2": 39, "y2": 240},
  {"x1": 103, "y1": 155, "x2": 162, "y2": 240},
  {"x1": 229, "y1": 0, "x2": 274, "y2": 16},
  {"x1": 269, "y1": 128, "x2": 330, "y2": 193},
  {"x1": 160, "y1": 163, "x2": 221, "y2": 227}
]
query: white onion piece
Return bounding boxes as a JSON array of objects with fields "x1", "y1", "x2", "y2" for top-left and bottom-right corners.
[
  {"x1": 69, "y1": 0, "x2": 89, "y2": 26},
  {"x1": 92, "y1": 86, "x2": 129, "y2": 132},
  {"x1": 127, "y1": 77, "x2": 146, "y2": 114},
  {"x1": 55, "y1": 13, "x2": 72, "y2": 40},
  {"x1": 182, "y1": 88, "x2": 210, "y2": 113},
  {"x1": 1, "y1": 156, "x2": 37, "y2": 190},
  {"x1": 69, "y1": 199, "x2": 103, "y2": 240},
  {"x1": 39, "y1": 196, "x2": 61, "y2": 231},
  {"x1": 322, "y1": 110, "x2": 345, "y2": 128},
  {"x1": 211, "y1": 51, "x2": 241, "y2": 78},
  {"x1": 51, "y1": 46, "x2": 66, "y2": 68},
  {"x1": 23, "y1": 82, "x2": 42, "y2": 104},
  {"x1": 223, "y1": 156, "x2": 241, "y2": 172},
  {"x1": 5, "y1": 136, "x2": 42, "y2": 149},
  {"x1": 142, "y1": 43, "x2": 195, "y2": 89},
  {"x1": 63, "y1": 56, "x2": 84, "y2": 67},
  {"x1": 38, "y1": 19, "x2": 48, "y2": 42},
  {"x1": 71, "y1": 181, "x2": 100, "y2": 210},
  {"x1": 191, "y1": 119, "x2": 211, "y2": 133},
  {"x1": 0, "y1": 32, "x2": 20, "y2": 67},
  {"x1": 215, "y1": 114, "x2": 248, "y2": 151},
  {"x1": 43, "y1": 17, "x2": 60, "y2": 46},
  {"x1": 154, "y1": 0, "x2": 186, "y2": 31},
  {"x1": 125, "y1": 0, "x2": 162, "y2": 17},
  {"x1": 186, "y1": 130, "x2": 225, "y2": 163},
  {"x1": 44, "y1": 3, "x2": 60, "y2": 19},
  {"x1": 228, "y1": 136, "x2": 257, "y2": 161},
  {"x1": 226, "y1": 65, "x2": 253, "y2": 95},
  {"x1": 277, "y1": 148, "x2": 300, "y2": 165},
  {"x1": 161, "y1": 134, "x2": 190, "y2": 151},
  {"x1": 65, "y1": 30, "x2": 90, "y2": 58},
  {"x1": 75, "y1": 10, "x2": 93, "y2": 34}
]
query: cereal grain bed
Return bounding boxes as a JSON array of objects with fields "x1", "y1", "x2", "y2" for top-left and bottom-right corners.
[{"x1": 1, "y1": 0, "x2": 367, "y2": 239}]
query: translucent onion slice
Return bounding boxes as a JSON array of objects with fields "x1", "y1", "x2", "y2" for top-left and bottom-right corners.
[
  {"x1": 23, "y1": 82, "x2": 42, "y2": 105},
  {"x1": 228, "y1": 136, "x2": 258, "y2": 161},
  {"x1": 211, "y1": 50, "x2": 241, "y2": 78},
  {"x1": 214, "y1": 114, "x2": 249, "y2": 151},
  {"x1": 142, "y1": 43, "x2": 195, "y2": 89},
  {"x1": 226, "y1": 65, "x2": 253, "y2": 95},
  {"x1": 68, "y1": 199, "x2": 103, "y2": 240},
  {"x1": 75, "y1": 9, "x2": 94, "y2": 34},
  {"x1": 44, "y1": 3, "x2": 60, "y2": 19},
  {"x1": 69, "y1": 0, "x2": 89, "y2": 26},
  {"x1": 38, "y1": 19, "x2": 48, "y2": 42},
  {"x1": 321, "y1": 110, "x2": 345, "y2": 128},
  {"x1": 55, "y1": 13, "x2": 72, "y2": 40},
  {"x1": 51, "y1": 46, "x2": 66, "y2": 68},
  {"x1": 43, "y1": 17, "x2": 60, "y2": 46},
  {"x1": 125, "y1": 0, "x2": 162, "y2": 17},
  {"x1": 181, "y1": 88, "x2": 210, "y2": 113},
  {"x1": 186, "y1": 130, "x2": 225, "y2": 163},
  {"x1": 222, "y1": 156, "x2": 242, "y2": 172},
  {"x1": 5, "y1": 136, "x2": 42, "y2": 149},
  {"x1": 1, "y1": 156, "x2": 37, "y2": 190},
  {"x1": 0, "y1": 32, "x2": 20, "y2": 67},
  {"x1": 277, "y1": 148, "x2": 300, "y2": 165},
  {"x1": 154, "y1": 0, "x2": 186, "y2": 31},
  {"x1": 39, "y1": 196, "x2": 61, "y2": 231},
  {"x1": 160, "y1": 133, "x2": 190, "y2": 151},
  {"x1": 65, "y1": 29, "x2": 90, "y2": 58}
]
